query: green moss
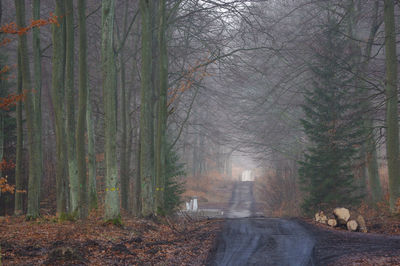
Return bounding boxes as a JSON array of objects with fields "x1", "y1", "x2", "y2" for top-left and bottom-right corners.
[
  {"x1": 25, "y1": 214, "x2": 40, "y2": 221},
  {"x1": 89, "y1": 193, "x2": 98, "y2": 210},
  {"x1": 58, "y1": 212, "x2": 76, "y2": 222},
  {"x1": 156, "y1": 207, "x2": 166, "y2": 217},
  {"x1": 105, "y1": 215, "x2": 122, "y2": 226}
]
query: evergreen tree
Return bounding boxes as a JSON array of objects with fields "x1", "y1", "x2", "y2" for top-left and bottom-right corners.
[
  {"x1": 299, "y1": 15, "x2": 365, "y2": 214},
  {"x1": 164, "y1": 143, "x2": 185, "y2": 214}
]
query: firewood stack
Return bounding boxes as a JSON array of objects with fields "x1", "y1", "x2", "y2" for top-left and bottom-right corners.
[{"x1": 314, "y1": 207, "x2": 367, "y2": 233}]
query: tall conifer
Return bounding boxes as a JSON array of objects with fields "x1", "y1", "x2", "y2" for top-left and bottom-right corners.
[{"x1": 299, "y1": 15, "x2": 364, "y2": 214}]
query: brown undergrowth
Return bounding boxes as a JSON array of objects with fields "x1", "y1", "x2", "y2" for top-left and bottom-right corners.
[
  {"x1": 0, "y1": 212, "x2": 222, "y2": 265},
  {"x1": 182, "y1": 171, "x2": 234, "y2": 209},
  {"x1": 254, "y1": 169, "x2": 302, "y2": 217}
]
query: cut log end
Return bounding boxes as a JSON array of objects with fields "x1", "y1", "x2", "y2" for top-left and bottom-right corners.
[
  {"x1": 333, "y1": 207, "x2": 350, "y2": 225},
  {"x1": 327, "y1": 218, "x2": 337, "y2": 227},
  {"x1": 356, "y1": 215, "x2": 367, "y2": 233},
  {"x1": 347, "y1": 220, "x2": 358, "y2": 231},
  {"x1": 315, "y1": 211, "x2": 327, "y2": 224}
]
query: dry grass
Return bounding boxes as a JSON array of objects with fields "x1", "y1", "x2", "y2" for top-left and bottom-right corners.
[
  {"x1": 183, "y1": 171, "x2": 234, "y2": 207},
  {"x1": 254, "y1": 169, "x2": 301, "y2": 217}
]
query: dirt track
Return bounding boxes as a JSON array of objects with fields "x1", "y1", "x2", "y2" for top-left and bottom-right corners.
[{"x1": 207, "y1": 182, "x2": 400, "y2": 266}]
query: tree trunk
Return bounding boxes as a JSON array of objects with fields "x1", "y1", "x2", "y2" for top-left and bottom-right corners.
[
  {"x1": 134, "y1": 132, "x2": 141, "y2": 215},
  {"x1": 192, "y1": 133, "x2": 198, "y2": 177},
  {"x1": 155, "y1": 0, "x2": 167, "y2": 214},
  {"x1": 362, "y1": 0, "x2": 382, "y2": 205},
  {"x1": 102, "y1": 0, "x2": 120, "y2": 221},
  {"x1": 76, "y1": 0, "x2": 88, "y2": 219},
  {"x1": 119, "y1": 0, "x2": 129, "y2": 211},
  {"x1": 140, "y1": 0, "x2": 155, "y2": 217},
  {"x1": 14, "y1": 48, "x2": 23, "y2": 215},
  {"x1": 130, "y1": 24, "x2": 140, "y2": 216},
  {"x1": 120, "y1": 53, "x2": 129, "y2": 210},
  {"x1": 15, "y1": 0, "x2": 41, "y2": 219},
  {"x1": 0, "y1": 110, "x2": 3, "y2": 184},
  {"x1": 366, "y1": 119, "x2": 382, "y2": 204},
  {"x1": 32, "y1": 0, "x2": 43, "y2": 214},
  {"x1": 383, "y1": 0, "x2": 400, "y2": 213},
  {"x1": 132, "y1": 57, "x2": 141, "y2": 216},
  {"x1": 52, "y1": 0, "x2": 69, "y2": 217},
  {"x1": 126, "y1": 60, "x2": 134, "y2": 214},
  {"x1": 86, "y1": 87, "x2": 97, "y2": 210},
  {"x1": 65, "y1": 0, "x2": 78, "y2": 215}
]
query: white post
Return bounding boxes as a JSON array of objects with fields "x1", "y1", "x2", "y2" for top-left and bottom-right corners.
[
  {"x1": 189, "y1": 199, "x2": 193, "y2": 211},
  {"x1": 193, "y1": 197, "x2": 198, "y2": 211}
]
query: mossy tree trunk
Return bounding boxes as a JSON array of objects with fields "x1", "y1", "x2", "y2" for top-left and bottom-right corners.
[
  {"x1": 139, "y1": 0, "x2": 155, "y2": 217},
  {"x1": 15, "y1": 0, "x2": 41, "y2": 219},
  {"x1": 155, "y1": 0, "x2": 167, "y2": 214},
  {"x1": 65, "y1": 0, "x2": 78, "y2": 215},
  {"x1": 76, "y1": 0, "x2": 88, "y2": 219},
  {"x1": 131, "y1": 25, "x2": 141, "y2": 216},
  {"x1": 366, "y1": 122, "x2": 382, "y2": 204},
  {"x1": 132, "y1": 54, "x2": 140, "y2": 216},
  {"x1": 364, "y1": 0, "x2": 382, "y2": 204},
  {"x1": 119, "y1": 0, "x2": 129, "y2": 211},
  {"x1": 0, "y1": 108, "x2": 3, "y2": 184},
  {"x1": 52, "y1": 0, "x2": 69, "y2": 217},
  {"x1": 14, "y1": 48, "x2": 23, "y2": 215},
  {"x1": 32, "y1": 0, "x2": 43, "y2": 216},
  {"x1": 102, "y1": 0, "x2": 120, "y2": 221},
  {"x1": 86, "y1": 87, "x2": 97, "y2": 210},
  {"x1": 383, "y1": 0, "x2": 400, "y2": 213}
]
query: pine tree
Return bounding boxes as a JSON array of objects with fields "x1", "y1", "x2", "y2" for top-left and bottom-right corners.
[
  {"x1": 164, "y1": 141, "x2": 185, "y2": 214},
  {"x1": 299, "y1": 15, "x2": 365, "y2": 214}
]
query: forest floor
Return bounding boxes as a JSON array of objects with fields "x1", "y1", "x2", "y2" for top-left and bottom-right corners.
[
  {"x1": 300, "y1": 218, "x2": 400, "y2": 265},
  {"x1": 0, "y1": 174, "x2": 234, "y2": 265},
  {"x1": 3, "y1": 178, "x2": 400, "y2": 265},
  {"x1": 0, "y1": 213, "x2": 222, "y2": 265},
  {"x1": 299, "y1": 204, "x2": 400, "y2": 266}
]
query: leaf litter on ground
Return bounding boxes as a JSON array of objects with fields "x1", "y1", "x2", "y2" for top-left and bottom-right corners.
[{"x1": 0, "y1": 213, "x2": 222, "y2": 265}]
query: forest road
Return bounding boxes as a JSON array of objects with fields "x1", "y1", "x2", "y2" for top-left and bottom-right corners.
[
  {"x1": 207, "y1": 182, "x2": 315, "y2": 266},
  {"x1": 207, "y1": 182, "x2": 400, "y2": 266}
]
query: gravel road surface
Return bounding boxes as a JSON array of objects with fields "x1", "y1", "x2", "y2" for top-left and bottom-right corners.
[{"x1": 207, "y1": 181, "x2": 400, "y2": 266}]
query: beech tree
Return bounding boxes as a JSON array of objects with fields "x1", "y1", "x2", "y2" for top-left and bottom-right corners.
[
  {"x1": 15, "y1": 0, "x2": 41, "y2": 219},
  {"x1": 65, "y1": 0, "x2": 79, "y2": 215},
  {"x1": 383, "y1": 0, "x2": 400, "y2": 213},
  {"x1": 87, "y1": 87, "x2": 97, "y2": 211},
  {"x1": 77, "y1": 0, "x2": 88, "y2": 219},
  {"x1": 51, "y1": 0, "x2": 69, "y2": 217},
  {"x1": 102, "y1": 0, "x2": 120, "y2": 222},
  {"x1": 155, "y1": 0, "x2": 168, "y2": 214},
  {"x1": 139, "y1": 0, "x2": 155, "y2": 217},
  {"x1": 14, "y1": 48, "x2": 23, "y2": 215},
  {"x1": 31, "y1": 0, "x2": 43, "y2": 216}
]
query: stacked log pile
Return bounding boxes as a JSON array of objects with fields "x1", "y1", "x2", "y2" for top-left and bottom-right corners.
[{"x1": 314, "y1": 207, "x2": 367, "y2": 233}]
